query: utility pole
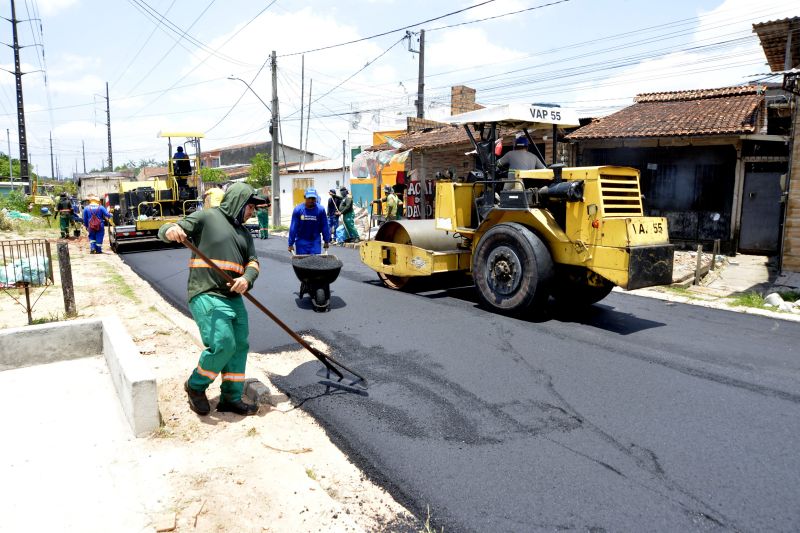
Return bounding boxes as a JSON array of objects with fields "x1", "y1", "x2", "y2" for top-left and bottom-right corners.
[
  {"x1": 270, "y1": 50, "x2": 280, "y2": 226},
  {"x1": 49, "y1": 131, "x2": 54, "y2": 179},
  {"x1": 7, "y1": 129, "x2": 12, "y2": 186},
  {"x1": 416, "y1": 29, "x2": 425, "y2": 118},
  {"x1": 10, "y1": 0, "x2": 30, "y2": 192},
  {"x1": 304, "y1": 79, "x2": 312, "y2": 156},
  {"x1": 105, "y1": 82, "x2": 112, "y2": 170},
  {"x1": 342, "y1": 139, "x2": 346, "y2": 188},
  {"x1": 82, "y1": 140, "x2": 86, "y2": 173},
  {"x1": 299, "y1": 54, "x2": 304, "y2": 171}
]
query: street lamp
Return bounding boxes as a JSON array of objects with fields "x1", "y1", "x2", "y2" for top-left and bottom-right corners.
[
  {"x1": 227, "y1": 75, "x2": 279, "y2": 224},
  {"x1": 227, "y1": 76, "x2": 271, "y2": 112}
]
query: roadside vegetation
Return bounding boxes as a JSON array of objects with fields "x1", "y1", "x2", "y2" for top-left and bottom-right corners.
[
  {"x1": 727, "y1": 290, "x2": 799, "y2": 312},
  {"x1": 664, "y1": 285, "x2": 697, "y2": 298},
  {"x1": 728, "y1": 291, "x2": 765, "y2": 308},
  {"x1": 101, "y1": 263, "x2": 140, "y2": 303}
]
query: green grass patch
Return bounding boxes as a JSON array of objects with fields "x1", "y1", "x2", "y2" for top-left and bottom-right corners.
[
  {"x1": 728, "y1": 291, "x2": 765, "y2": 308},
  {"x1": 665, "y1": 285, "x2": 692, "y2": 296},
  {"x1": 30, "y1": 311, "x2": 62, "y2": 325},
  {"x1": 271, "y1": 224, "x2": 289, "y2": 231},
  {"x1": 778, "y1": 290, "x2": 800, "y2": 303},
  {"x1": 101, "y1": 264, "x2": 140, "y2": 303}
]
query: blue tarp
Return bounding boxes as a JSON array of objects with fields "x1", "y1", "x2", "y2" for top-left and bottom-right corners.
[{"x1": 0, "y1": 256, "x2": 50, "y2": 287}]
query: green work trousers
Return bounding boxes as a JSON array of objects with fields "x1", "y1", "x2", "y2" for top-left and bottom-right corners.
[
  {"x1": 342, "y1": 211, "x2": 358, "y2": 241},
  {"x1": 187, "y1": 293, "x2": 250, "y2": 402},
  {"x1": 59, "y1": 214, "x2": 70, "y2": 238},
  {"x1": 257, "y1": 210, "x2": 269, "y2": 239}
]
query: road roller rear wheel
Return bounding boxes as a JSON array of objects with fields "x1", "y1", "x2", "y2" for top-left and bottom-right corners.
[
  {"x1": 551, "y1": 267, "x2": 614, "y2": 306},
  {"x1": 378, "y1": 272, "x2": 411, "y2": 290},
  {"x1": 472, "y1": 223, "x2": 553, "y2": 314}
]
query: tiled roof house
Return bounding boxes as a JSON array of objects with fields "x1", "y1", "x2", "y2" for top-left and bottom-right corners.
[
  {"x1": 752, "y1": 16, "x2": 800, "y2": 272},
  {"x1": 566, "y1": 85, "x2": 789, "y2": 253},
  {"x1": 568, "y1": 86, "x2": 765, "y2": 140}
]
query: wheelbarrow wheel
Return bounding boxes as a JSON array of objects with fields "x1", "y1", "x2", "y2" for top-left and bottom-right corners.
[{"x1": 313, "y1": 287, "x2": 327, "y2": 308}]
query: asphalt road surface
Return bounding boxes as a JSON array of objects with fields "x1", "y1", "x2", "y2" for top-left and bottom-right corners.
[{"x1": 122, "y1": 236, "x2": 800, "y2": 532}]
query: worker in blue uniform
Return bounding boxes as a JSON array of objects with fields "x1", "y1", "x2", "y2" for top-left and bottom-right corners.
[{"x1": 288, "y1": 188, "x2": 330, "y2": 255}]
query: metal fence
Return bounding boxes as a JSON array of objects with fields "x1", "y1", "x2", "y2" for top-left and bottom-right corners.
[{"x1": 0, "y1": 239, "x2": 54, "y2": 324}]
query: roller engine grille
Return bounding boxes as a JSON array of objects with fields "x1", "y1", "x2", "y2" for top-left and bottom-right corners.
[{"x1": 599, "y1": 173, "x2": 643, "y2": 216}]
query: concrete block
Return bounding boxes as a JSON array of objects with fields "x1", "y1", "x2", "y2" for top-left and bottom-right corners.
[
  {"x1": 102, "y1": 316, "x2": 160, "y2": 437},
  {"x1": 764, "y1": 293, "x2": 784, "y2": 307},
  {"x1": 0, "y1": 317, "x2": 158, "y2": 437},
  {"x1": 0, "y1": 318, "x2": 102, "y2": 371},
  {"x1": 243, "y1": 378, "x2": 271, "y2": 405}
]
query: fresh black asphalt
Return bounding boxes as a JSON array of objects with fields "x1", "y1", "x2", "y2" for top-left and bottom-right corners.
[{"x1": 121, "y1": 237, "x2": 800, "y2": 532}]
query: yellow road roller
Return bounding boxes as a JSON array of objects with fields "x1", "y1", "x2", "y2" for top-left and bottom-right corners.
[{"x1": 360, "y1": 104, "x2": 674, "y2": 313}]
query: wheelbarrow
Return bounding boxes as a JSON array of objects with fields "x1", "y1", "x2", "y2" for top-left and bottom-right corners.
[{"x1": 292, "y1": 254, "x2": 343, "y2": 312}]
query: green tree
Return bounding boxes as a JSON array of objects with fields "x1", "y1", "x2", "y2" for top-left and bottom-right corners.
[
  {"x1": 247, "y1": 153, "x2": 271, "y2": 190},
  {"x1": 0, "y1": 152, "x2": 27, "y2": 182},
  {"x1": 199, "y1": 167, "x2": 227, "y2": 184},
  {"x1": 52, "y1": 181, "x2": 78, "y2": 197},
  {"x1": 0, "y1": 189, "x2": 30, "y2": 211}
]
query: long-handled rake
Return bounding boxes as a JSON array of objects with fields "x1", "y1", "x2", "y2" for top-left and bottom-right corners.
[{"x1": 183, "y1": 240, "x2": 368, "y2": 394}]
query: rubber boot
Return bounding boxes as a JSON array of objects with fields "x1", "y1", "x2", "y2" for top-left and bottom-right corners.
[
  {"x1": 216, "y1": 398, "x2": 258, "y2": 416},
  {"x1": 184, "y1": 380, "x2": 211, "y2": 415}
]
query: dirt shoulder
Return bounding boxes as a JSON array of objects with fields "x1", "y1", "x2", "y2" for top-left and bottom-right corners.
[{"x1": 0, "y1": 229, "x2": 416, "y2": 532}]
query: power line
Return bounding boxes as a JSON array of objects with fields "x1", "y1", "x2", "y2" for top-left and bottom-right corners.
[
  {"x1": 124, "y1": 0, "x2": 219, "y2": 95},
  {"x1": 277, "y1": 0, "x2": 500, "y2": 57},
  {"x1": 110, "y1": 0, "x2": 178, "y2": 90},
  {"x1": 125, "y1": 0, "x2": 278, "y2": 121},
  {"x1": 126, "y1": 0, "x2": 250, "y2": 67},
  {"x1": 283, "y1": 35, "x2": 406, "y2": 120},
  {"x1": 426, "y1": 0, "x2": 571, "y2": 33}
]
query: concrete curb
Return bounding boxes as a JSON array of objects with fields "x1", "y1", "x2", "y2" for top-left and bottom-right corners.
[
  {"x1": 0, "y1": 317, "x2": 160, "y2": 436},
  {"x1": 101, "y1": 316, "x2": 160, "y2": 436},
  {"x1": 0, "y1": 319, "x2": 102, "y2": 371},
  {"x1": 621, "y1": 287, "x2": 800, "y2": 323}
]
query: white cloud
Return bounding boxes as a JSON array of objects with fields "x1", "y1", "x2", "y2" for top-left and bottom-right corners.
[
  {"x1": 36, "y1": 0, "x2": 79, "y2": 16},
  {"x1": 426, "y1": 27, "x2": 526, "y2": 71},
  {"x1": 562, "y1": 0, "x2": 798, "y2": 116}
]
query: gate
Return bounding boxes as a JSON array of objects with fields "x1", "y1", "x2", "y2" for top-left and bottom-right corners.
[{"x1": 739, "y1": 168, "x2": 782, "y2": 254}]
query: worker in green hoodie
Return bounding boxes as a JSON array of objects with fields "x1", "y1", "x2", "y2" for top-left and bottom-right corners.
[{"x1": 159, "y1": 182, "x2": 265, "y2": 417}]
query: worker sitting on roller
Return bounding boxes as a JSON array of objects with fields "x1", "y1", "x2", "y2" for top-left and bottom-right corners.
[
  {"x1": 497, "y1": 135, "x2": 546, "y2": 172},
  {"x1": 496, "y1": 135, "x2": 546, "y2": 191},
  {"x1": 288, "y1": 188, "x2": 330, "y2": 255}
]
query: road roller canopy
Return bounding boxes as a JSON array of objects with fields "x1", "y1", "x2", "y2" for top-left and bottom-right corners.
[{"x1": 446, "y1": 104, "x2": 580, "y2": 129}]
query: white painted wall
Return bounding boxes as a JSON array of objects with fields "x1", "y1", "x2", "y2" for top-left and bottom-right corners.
[{"x1": 278, "y1": 169, "x2": 348, "y2": 226}]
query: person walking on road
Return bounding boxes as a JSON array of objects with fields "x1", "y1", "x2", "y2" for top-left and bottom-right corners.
[
  {"x1": 82, "y1": 194, "x2": 111, "y2": 254},
  {"x1": 288, "y1": 188, "x2": 330, "y2": 255},
  {"x1": 56, "y1": 192, "x2": 73, "y2": 239},
  {"x1": 256, "y1": 200, "x2": 270, "y2": 239},
  {"x1": 158, "y1": 182, "x2": 266, "y2": 417},
  {"x1": 337, "y1": 186, "x2": 359, "y2": 243},
  {"x1": 326, "y1": 188, "x2": 341, "y2": 242}
]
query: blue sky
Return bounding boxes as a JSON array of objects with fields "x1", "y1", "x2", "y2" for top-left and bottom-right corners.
[{"x1": 1, "y1": 0, "x2": 795, "y2": 176}]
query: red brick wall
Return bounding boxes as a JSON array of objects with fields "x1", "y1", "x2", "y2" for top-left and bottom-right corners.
[
  {"x1": 407, "y1": 145, "x2": 474, "y2": 179},
  {"x1": 451, "y1": 85, "x2": 484, "y2": 116}
]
